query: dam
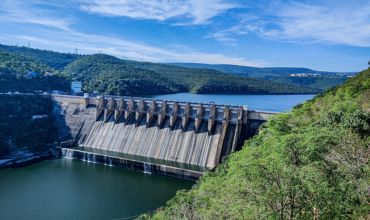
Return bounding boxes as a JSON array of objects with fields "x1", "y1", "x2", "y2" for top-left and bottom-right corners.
[{"x1": 52, "y1": 94, "x2": 275, "y2": 179}]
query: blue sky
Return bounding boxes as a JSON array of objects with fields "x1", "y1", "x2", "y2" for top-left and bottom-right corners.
[{"x1": 0, "y1": 0, "x2": 369, "y2": 72}]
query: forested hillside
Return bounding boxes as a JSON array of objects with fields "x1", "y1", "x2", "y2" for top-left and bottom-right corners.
[
  {"x1": 0, "y1": 44, "x2": 80, "y2": 70},
  {"x1": 147, "y1": 68, "x2": 370, "y2": 219},
  {"x1": 63, "y1": 54, "x2": 319, "y2": 95},
  {"x1": 171, "y1": 63, "x2": 319, "y2": 76},
  {"x1": 171, "y1": 62, "x2": 354, "y2": 90},
  {"x1": 0, "y1": 95, "x2": 57, "y2": 157},
  {"x1": 0, "y1": 43, "x2": 322, "y2": 95},
  {"x1": 0, "y1": 50, "x2": 54, "y2": 76},
  {"x1": 268, "y1": 75, "x2": 347, "y2": 90},
  {"x1": 0, "y1": 50, "x2": 69, "y2": 92}
]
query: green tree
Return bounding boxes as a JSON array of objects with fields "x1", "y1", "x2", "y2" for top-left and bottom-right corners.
[{"x1": 148, "y1": 68, "x2": 370, "y2": 219}]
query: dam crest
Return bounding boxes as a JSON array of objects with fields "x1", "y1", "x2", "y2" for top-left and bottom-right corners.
[{"x1": 53, "y1": 94, "x2": 275, "y2": 179}]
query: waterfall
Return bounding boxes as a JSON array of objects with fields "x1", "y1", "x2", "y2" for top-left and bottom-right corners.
[
  {"x1": 143, "y1": 163, "x2": 153, "y2": 174},
  {"x1": 92, "y1": 154, "x2": 97, "y2": 163},
  {"x1": 84, "y1": 153, "x2": 96, "y2": 163},
  {"x1": 61, "y1": 148, "x2": 74, "y2": 159},
  {"x1": 82, "y1": 152, "x2": 88, "y2": 161}
]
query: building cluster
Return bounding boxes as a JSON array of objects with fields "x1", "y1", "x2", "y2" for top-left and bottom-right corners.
[
  {"x1": 289, "y1": 73, "x2": 321, "y2": 77},
  {"x1": 24, "y1": 71, "x2": 55, "y2": 79},
  {"x1": 289, "y1": 72, "x2": 355, "y2": 78}
]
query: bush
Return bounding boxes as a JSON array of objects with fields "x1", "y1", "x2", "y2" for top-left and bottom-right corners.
[{"x1": 149, "y1": 68, "x2": 370, "y2": 219}]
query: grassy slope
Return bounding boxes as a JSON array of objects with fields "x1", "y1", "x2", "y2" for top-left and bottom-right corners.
[{"x1": 147, "y1": 69, "x2": 370, "y2": 219}]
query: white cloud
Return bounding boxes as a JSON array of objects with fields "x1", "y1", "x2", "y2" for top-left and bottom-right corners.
[
  {"x1": 268, "y1": 2, "x2": 370, "y2": 47},
  {"x1": 78, "y1": 0, "x2": 237, "y2": 25},
  {"x1": 0, "y1": 29, "x2": 265, "y2": 66},
  {"x1": 206, "y1": 31, "x2": 238, "y2": 46},
  {"x1": 0, "y1": 0, "x2": 263, "y2": 66},
  {"x1": 207, "y1": 1, "x2": 370, "y2": 47},
  {"x1": 0, "y1": 0, "x2": 72, "y2": 30},
  {"x1": 206, "y1": 19, "x2": 253, "y2": 45}
]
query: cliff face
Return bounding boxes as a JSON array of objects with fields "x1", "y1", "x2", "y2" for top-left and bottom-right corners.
[{"x1": 0, "y1": 95, "x2": 59, "y2": 167}]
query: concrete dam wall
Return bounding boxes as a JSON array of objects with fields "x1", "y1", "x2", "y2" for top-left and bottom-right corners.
[{"x1": 52, "y1": 94, "x2": 275, "y2": 179}]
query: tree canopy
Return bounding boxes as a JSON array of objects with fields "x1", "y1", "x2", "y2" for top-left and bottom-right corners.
[
  {"x1": 0, "y1": 44, "x2": 320, "y2": 95},
  {"x1": 146, "y1": 68, "x2": 370, "y2": 220},
  {"x1": 63, "y1": 54, "x2": 319, "y2": 95}
]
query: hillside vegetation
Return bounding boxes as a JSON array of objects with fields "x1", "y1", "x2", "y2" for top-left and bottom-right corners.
[
  {"x1": 0, "y1": 50, "x2": 69, "y2": 92},
  {"x1": 63, "y1": 54, "x2": 186, "y2": 95},
  {"x1": 0, "y1": 50, "x2": 54, "y2": 76},
  {"x1": 0, "y1": 44, "x2": 319, "y2": 95},
  {"x1": 0, "y1": 95, "x2": 57, "y2": 157},
  {"x1": 146, "y1": 68, "x2": 370, "y2": 219},
  {"x1": 63, "y1": 54, "x2": 319, "y2": 95},
  {"x1": 172, "y1": 63, "x2": 353, "y2": 90},
  {"x1": 0, "y1": 44, "x2": 80, "y2": 70}
]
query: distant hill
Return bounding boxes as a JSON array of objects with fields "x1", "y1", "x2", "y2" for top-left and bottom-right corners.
[
  {"x1": 0, "y1": 50, "x2": 54, "y2": 77},
  {"x1": 0, "y1": 43, "x2": 320, "y2": 95},
  {"x1": 0, "y1": 44, "x2": 80, "y2": 70},
  {"x1": 0, "y1": 50, "x2": 69, "y2": 92},
  {"x1": 63, "y1": 54, "x2": 319, "y2": 95},
  {"x1": 170, "y1": 63, "x2": 356, "y2": 90},
  {"x1": 170, "y1": 62, "x2": 356, "y2": 77}
]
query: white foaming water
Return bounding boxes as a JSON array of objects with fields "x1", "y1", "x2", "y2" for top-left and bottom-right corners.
[
  {"x1": 61, "y1": 148, "x2": 74, "y2": 159},
  {"x1": 143, "y1": 163, "x2": 152, "y2": 174}
]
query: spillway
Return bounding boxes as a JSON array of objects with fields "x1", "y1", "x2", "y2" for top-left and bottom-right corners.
[{"x1": 52, "y1": 94, "x2": 275, "y2": 179}]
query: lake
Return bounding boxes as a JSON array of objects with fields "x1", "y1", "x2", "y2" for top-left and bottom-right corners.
[
  {"x1": 151, "y1": 93, "x2": 315, "y2": 112},
  {"x1": 0, "y1": 159, "x2": 193, "y2": 220}
]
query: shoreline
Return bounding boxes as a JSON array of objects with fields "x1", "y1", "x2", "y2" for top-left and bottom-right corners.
[{"x1": 0, "y1": 147, "x2": 60, "y2": 169}]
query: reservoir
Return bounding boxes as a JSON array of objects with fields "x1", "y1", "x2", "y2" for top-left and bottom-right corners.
[
  {"x1": 0, "y1": 94, "x2": 314, "y2": 219},
  {"x1": 151, "y1": 93, "x2": 315, "y2": 112}
]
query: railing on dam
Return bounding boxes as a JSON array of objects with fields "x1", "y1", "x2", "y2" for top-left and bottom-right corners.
[{"x1": 52, "y1": 94, "x2": 276, "y2": 179}]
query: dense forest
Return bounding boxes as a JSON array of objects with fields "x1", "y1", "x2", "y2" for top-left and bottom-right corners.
[
  {"x1": 0, "y1": 95, "x2": 57, "y2": 157},
  {"x1": 172, "y1": 63, "x2": 354, "y2": 90},
  {"x1": 0, "y1": 50, "x2": 54, "y2": 76},
  {"x1": 0, "y1": 44, "x2": 80, "y2": 70},
  {"x1": 63, "y1": 54, "x2": 319, "y2": 95},
  {"x1": 62, "y1": 54, "x2": 186, "y2": 95},
  {"x1": 145, "y1": 68, "x2": 370, "y2": 219},
  {"x1": 0, "y1": 44, "x2": 320, "y2": 95},
  {"x1": 0, "y1": 50, "x2": 69, "y2": 92}
]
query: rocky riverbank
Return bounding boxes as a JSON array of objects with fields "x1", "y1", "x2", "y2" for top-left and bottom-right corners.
[
  {"x1": 0, "y1": 94, "x2": 60, "y2": 168},
  {"x1": 0, "y1": 147, "x2": 60, "y2": 168}
]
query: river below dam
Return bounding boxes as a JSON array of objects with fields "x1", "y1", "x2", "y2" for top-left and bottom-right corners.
[
  {"x1": 0, "y1": 94, "x2": 314, "y2": 219},
  {"x1": 0, "y1": 159, "x2": 193, "y2": 220}
]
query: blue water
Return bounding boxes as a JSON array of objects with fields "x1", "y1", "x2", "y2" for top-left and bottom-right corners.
[{"x1": 152, "y1": 93, "x2": 315, "y2": 112}]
